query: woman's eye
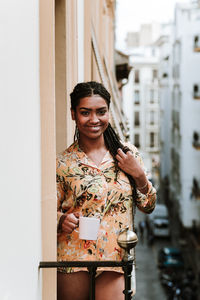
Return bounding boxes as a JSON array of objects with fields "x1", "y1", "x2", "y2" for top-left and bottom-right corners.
[
  {"x1": 98, "y1": 110, "x2": 106, "y2": 115},
  {"x1": 81, "y1": 111, "x2": 89, "y2": 116}
]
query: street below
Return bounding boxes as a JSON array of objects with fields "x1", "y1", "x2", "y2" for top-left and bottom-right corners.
[{"x1": 132, "y1": 210, "x2": 172, "y2": 300}]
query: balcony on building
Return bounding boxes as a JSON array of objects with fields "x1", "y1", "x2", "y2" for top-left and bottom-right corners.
[
  {"x1": 134, "y1": 111, "x2": 140, "y2": 127},
  {"x1": 134, "y1": 69, "x2": 140, "y2": 84},
  {"x1": 191, "y1": 178, "x2": 200, "y2": 200},
  {"x1": 151, "y1": 69, "x2": 158, "y2": 85},
  {"x1": 134, "y1": 133, "x2": 140, "y2": 148},
  {"x1": 134, "y1": 90, "x2": 140, "y2": 105},
  {"x1": 172, "y1": 109, "x2": 180, "y2": 129},
  {"x1": 193, "y1": 84, "x2": 200, "y2": 99},
  {"x1": 194, "y1": 35, "x2": 200, "y2": 52},
  {"x1": 192, "y1": 131, "x2": 200, "y2": 149},
  {"x1": 115, "y1": 50, "x2": 131, "y2": 90}
]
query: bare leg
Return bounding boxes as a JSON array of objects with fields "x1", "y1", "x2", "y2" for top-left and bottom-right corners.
[
  {"x1": 95, "y1": 271, "x2": 124, "y2": 300},
  {"x1": 57, "y1": 271, "x2": 89, "y2": 300}
]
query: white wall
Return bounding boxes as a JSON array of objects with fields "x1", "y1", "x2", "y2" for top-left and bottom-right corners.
[{"x1": 0, "y1": 1, "x2": 41, "y2": 299}]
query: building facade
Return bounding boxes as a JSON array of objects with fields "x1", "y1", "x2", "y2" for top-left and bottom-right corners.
[
  {"x1": 169, "y1": 1, "x2": 200, "y2": 228},
  {"x1": 122, "y1": 45, "x2": 160, "y2": 184},
  {"x1": 0, "y1": 1, "x2": 128, "y2": 299},
  {"x1": 158, "y1": 0, "x2": 200, "y2": 283}
]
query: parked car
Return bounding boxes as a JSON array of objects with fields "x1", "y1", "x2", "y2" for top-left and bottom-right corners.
[
  {"x1": 146, "y1": 204, "x2": 170, "y2": 238},
  {"x1": 158, "y1": 247, "x2": 184, "y2": 269}
]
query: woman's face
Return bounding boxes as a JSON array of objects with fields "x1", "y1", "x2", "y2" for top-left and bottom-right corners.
[{"x1": 71, "y1": 95, "x2": 109, "y2": 141}]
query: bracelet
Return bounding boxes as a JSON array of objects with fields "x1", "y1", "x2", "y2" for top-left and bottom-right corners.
[{"x1": 137, "y1": 181, "x2": 148, "y2": 190}]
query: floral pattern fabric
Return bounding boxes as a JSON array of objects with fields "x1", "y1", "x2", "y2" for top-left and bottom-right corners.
[{"x1": 57, "y1": 141, "x2": 156, "y2": 273}]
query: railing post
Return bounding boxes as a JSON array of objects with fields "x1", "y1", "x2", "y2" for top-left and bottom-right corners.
[
  {"x1": 117, "y1": 226, "x2": 138, "y2": 300},
  {"x1": 123, "y1": 260, "x2": 133, "y2": 300},
  {"x1": 87, "y1": 265, "x2": 97, "y2": 300}
]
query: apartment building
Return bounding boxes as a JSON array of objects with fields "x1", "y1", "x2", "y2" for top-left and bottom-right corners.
[
  {"x1": 169, "y1": 1, "x2": 200, "y2": 228},
  {"x1": 122, "y1": 43, "x2": 160, "y2": 182},
  {"x1": 158, "y1": 0, "x2": 200, "y2": 282}
]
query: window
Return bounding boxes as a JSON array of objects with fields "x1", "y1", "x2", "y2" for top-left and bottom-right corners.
[
  {"x1": 134, "y1": 134, "x2": 140, "y2": 148},
  {"x1": 152, "y1": 69, "x2": 157, "y2": 82},
  {"x1": 162, "y1": 73, "x2": 168, "y2": 78},
  {"x1": 194, "y1": 35, "x2": 200, "y2": 51},
  {"x1": 150, "y1": 111, "x2": 155, "y2": 125},
  {"x1": 134, "y1": 111, "x2": 140, "y2": 126},
  {"x1": 134, "y1": 90, "x2": 140, "y2": 104},
  {"x1": 135, "y1": 70, "x2": 140, "y2": 83},
  {"x1": 150, "y1": 89, "x2": 154, "y2": 103},
  {"x1": 173, "y1": 64, "x2": 180, "y2": 79},
  {"x1": 193, "y1": 84, "x2": 200, "y2": 99},
  {"x1": 193, "y1": 131, "x2": 200, "y2": 148},
  {"x1": 150, "y1": 132, "x2": 155, "y2": 148}
]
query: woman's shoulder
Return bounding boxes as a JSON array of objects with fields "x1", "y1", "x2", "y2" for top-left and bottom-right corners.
[{"x1": 57, "y1": 141, "x2": 79, "y2": 162}]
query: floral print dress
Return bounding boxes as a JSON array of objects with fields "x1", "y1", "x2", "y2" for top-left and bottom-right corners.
[{"x1": 57, "y1": 141, "x2": 156, "y2": 274}]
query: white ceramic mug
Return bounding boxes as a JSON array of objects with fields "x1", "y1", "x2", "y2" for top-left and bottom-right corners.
[{"x1": 77, "y1": 216, "x2": 100, "y2": 240}]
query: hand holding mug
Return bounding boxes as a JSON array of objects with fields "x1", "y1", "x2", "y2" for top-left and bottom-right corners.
[{"x1": 61, "y1": 212, "x2": 79, "y2": 234}]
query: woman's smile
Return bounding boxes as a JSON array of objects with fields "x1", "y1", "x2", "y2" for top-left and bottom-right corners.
[{"x1": 87, "y1": 125, "x2": 101, "y2": 131}]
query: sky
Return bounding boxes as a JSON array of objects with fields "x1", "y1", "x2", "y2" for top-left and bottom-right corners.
[{"x1": 115, "y1": 0, "x2": 189, "y2": 50}]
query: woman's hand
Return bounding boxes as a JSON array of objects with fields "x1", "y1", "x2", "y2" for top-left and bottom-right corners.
[
  {"x1": 61, "y1": 212, "x2": 79, "y2": 234},
  {"x1": 116, "y1": 148, "x2": 143, "y2": 178},
  {"x1": 116, "y1": 148, "x2": 148, "y2": 193}
]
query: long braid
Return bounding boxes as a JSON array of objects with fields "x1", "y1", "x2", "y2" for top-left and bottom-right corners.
[
  {"x1": 104, "y1": 124, "x2": 138, "y2": 202},
  {"x1": 70, "y1": 81, "x2": 138, "y2": 203}
]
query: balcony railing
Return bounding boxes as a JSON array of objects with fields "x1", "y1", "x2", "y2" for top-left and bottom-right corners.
[
  {"x1": 40, "y1": 226, "x2": 138, "y2": 300},
  {"x1": 39, "y1": 259, "x2": 134, "y2": 300}
]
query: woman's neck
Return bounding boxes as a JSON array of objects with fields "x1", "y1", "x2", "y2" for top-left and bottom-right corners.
[
  {"x1": 78, "y1": 135, "x2": 106, "y2": 154},
  {"x1": 78, "y1": 135, "x2": 108, "y2": 167}
]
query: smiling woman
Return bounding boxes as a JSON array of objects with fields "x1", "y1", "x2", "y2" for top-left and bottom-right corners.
[{"x1": 56, "y1": 81, "x2": 157, "y2": 300}]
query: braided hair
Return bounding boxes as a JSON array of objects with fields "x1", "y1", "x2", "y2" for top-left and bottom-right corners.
[{"x1": 70, "y1": 81, "x2": 138, "y2": 202}]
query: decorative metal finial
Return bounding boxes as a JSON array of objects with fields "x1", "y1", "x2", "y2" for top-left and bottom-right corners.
[{"x1": 117, "y1": 226, "x2": 138, "y2": 261}]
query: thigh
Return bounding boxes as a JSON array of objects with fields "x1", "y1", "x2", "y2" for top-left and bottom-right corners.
[
  {"x1": 95, "y1": 271, "x2": 124, "y2": 300},
  {"x1": 57, "y1": 271, "x2": 90, "y2": 300}
]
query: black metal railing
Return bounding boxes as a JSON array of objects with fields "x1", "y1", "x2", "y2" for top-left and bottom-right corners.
[{"x1": 39, "y1": 259, "x2": 134, "y2": 300}]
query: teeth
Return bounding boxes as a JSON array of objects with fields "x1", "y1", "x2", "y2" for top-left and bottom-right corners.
[{"x1": 90, "y1": 126, "x2": 100, "y2": 130}]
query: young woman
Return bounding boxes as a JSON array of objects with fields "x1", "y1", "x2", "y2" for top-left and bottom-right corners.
[{"x1": 57, "y1": 81, "x2": 156, "y2": 300}]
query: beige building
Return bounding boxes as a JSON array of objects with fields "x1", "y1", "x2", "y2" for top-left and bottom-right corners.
[{"x1": 0, "y1": 1, "x2": 128, "y2": 300}]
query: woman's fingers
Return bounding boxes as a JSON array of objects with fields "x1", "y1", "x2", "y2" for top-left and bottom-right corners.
[
  {"x1": 67, "y1": 213, "x2": 79, "y2": 225},
  {"x1": 62, "y1": 213, "x2": 79, "y2": 233},
  {"x1": 117, "y1": 148, "x2": 127, "y2": 158},
  {"x1": 116, "y1": 148, "x2": 133, "y2": 163},
  {"x1": 62, "y1": 221, "x2": 78, "y2": 233}
]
